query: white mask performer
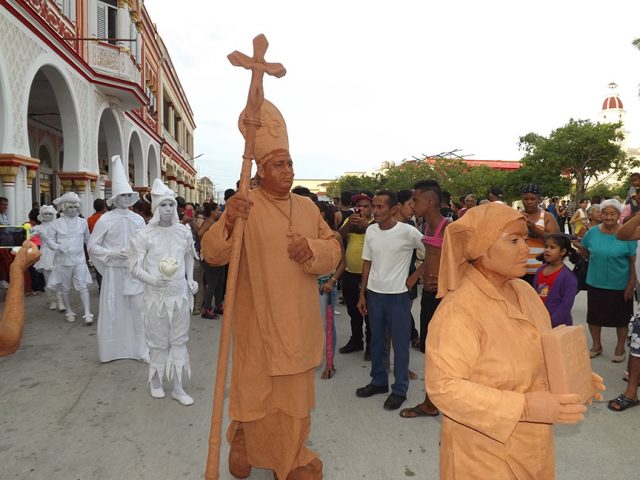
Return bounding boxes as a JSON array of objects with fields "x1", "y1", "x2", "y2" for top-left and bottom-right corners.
[
  {"x1": 47, "y1": 192, "x2": 93, "y2": 324},
  {"x1": 30, "y1": 205, "x2": 65, "y2": 311},
  {"x1": 87, "y1": 155, "x2": 147, "y2": 363},
  {"x1": 129, "y1": 178, "x2": 198, "y2": 405}
]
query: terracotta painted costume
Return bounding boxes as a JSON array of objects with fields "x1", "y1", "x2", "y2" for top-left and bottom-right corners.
[
  {"x1": 426, "y1": 204, "x2": 565, "y2": 479},
  {"x1": 202, "y1": 188, "x2": 341, "y2": 478}
]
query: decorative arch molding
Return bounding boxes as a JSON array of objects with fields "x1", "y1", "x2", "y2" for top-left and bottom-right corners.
[
  {"x1": 147, "y1": 143, "x2": 160, "y2": 185},
  {"x1": 96, "y1": 105, "x2": 124, "y2": 176},
  {"x1": 126, "y1": 129, "x2": 144, "y2": 186},
  {"x1": 23, "y1": 56, "x2": 81, "y2": 171}
]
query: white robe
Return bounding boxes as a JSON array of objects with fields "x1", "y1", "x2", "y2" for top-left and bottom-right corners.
[{"x1": 88, "y1": 209, "x2": 147, "y2": 362}]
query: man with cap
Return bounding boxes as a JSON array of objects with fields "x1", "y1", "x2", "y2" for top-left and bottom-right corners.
[
  {"x1": 338, "y1": 192, "x2": 375, "y2": 358},
  {"x1": 129, "y1": 179, "x2": 198, "y2": 405},
  {"x1": 201, "y1": 99, "x2": 341, "y2": 480},
  {"x1": 521, "y1": 184, "x2": 560, "y2": 285},
  {"x1": 88, "y1": 156, "x2": 147, "y2": 363},
  {"x1": 47, "y1": 192, "x2": 93, "y2": 324}
]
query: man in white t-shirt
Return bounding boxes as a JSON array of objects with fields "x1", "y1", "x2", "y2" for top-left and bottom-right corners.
[{"x1": 355, "y1": 190, "x2": 425, "y2": 410}]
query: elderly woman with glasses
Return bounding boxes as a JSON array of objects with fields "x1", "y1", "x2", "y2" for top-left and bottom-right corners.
[{"x1": 580, "y1": 199, "x2": 637, "y2": 362}]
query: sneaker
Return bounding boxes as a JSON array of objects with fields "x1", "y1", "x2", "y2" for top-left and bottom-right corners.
[
  {"x1": 171, "y1": 391, "x2": 194, "y2": 406},
  {"x1": 201, "y1": 308, "x2": 218, "y2": 319},
  {"x1": 65, "y1": 313, "x2": 76, "y2": 323},
  {"x1": 83, "y1": 314, "x2": 94, "y2": 326},
  {"x1": 384, "y1": 393, "x2": 407, "y2": 410},
  {"x1": 150, "y1": 384, "x2": 165, "y2": 399},
  {"x1": 48, "y1": 302, "x2": 57, "y2": 310},
  {"x1": 356, "y1": 383, "x2": 389, "y2": 398},
  {"x1": 339, "y1": 342, "x2": 364, "y2": 354}
]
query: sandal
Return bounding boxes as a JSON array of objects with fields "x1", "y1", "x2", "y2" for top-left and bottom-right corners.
[
  {"x1": 399, "y1": 405, "x2": 439, "y2": 418},
  {"x1": 320, "y1": 366, "x2": 336, "y2": 379},
  {"x1": 607, "y1": 394, "x2": 640, "y2": 412},
  {"x1": 611, "y1": 352, "x2": 626, "y2": 363},
  {"x1": 589, "y1": 349, "x2": 603, "y2": 359}
]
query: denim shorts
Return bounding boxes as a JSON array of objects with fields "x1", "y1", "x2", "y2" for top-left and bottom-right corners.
[{"x1": 627, "y1": 314, "x2": 640, "y2": 358}]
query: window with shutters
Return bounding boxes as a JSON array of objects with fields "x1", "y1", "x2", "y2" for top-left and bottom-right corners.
[{"x1": 97, "y1": 0, "x2": 117, "y2": 45}]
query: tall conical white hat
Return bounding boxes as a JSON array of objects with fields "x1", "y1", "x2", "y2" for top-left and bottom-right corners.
[
  {"x1": 150, "y1": 178, "x2": 176, "y2": 212},
  {"x1": 107, "y1": 155, "x2": 138, "y2": 206}
]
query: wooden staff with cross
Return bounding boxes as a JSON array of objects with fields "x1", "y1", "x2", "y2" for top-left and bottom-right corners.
[{"x1": 204, "y1": 34, "x2": 286, "y2": 480}]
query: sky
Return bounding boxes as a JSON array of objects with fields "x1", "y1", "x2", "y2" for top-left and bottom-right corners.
[{"x1": 144, "y1": 0, "x2": 640, "y2": 194}]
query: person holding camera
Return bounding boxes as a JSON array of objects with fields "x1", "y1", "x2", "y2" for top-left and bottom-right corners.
[{"x1": 338, "y1": 193, "x2": 375, "y2": 359}]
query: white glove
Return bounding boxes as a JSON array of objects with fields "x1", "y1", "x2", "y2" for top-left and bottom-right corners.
[
  {"x1": 109, "y1": 248, "x2": 128, "y2": 261},
  {"x1": 188, "y1": 280, "x2": 198, "y2": 295}
]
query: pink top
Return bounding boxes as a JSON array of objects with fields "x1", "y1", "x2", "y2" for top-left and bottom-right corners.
[{"x1": 422, "y1": 217, "x2": 450, "y2": 248}]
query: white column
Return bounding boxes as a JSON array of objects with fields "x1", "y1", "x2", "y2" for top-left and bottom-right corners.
[
  {"x1": 117, "y1": 0, "x2": 129, "y2": 50},
  {"x1": 2, "y1": 180, "x2": 16, "y2": 224}
]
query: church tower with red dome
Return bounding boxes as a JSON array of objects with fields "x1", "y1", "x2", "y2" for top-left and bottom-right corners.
[{"x1": 599, "y1": 82, "x2": 629, "y2": 150}]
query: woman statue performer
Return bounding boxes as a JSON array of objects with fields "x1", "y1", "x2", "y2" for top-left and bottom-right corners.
[
  {"x1": 31, "y1": 205, "x2": 65, "y2": 311},
  {"x1": 129, "y1": 179, "x2": 198, "y2": 406},
  {"x1": 426, "y1": 202, "x2": 605, "y2": 479}
]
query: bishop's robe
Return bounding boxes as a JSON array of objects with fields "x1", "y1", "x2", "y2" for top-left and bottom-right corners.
[
  {"x1": 426, "y1": 266, "x2": 555, "y2": 480},
  {"x1": 201, "y1": 188, "x2": 341, "y2": 477}
]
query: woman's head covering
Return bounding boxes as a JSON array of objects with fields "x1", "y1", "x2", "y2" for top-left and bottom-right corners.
[
  {"x1": 600, "y1": 198, "x2": 622, "y2": 214},
  {"x1": 521, "y1": 184, "x2": 541, "y2": 195},
  {"x1": 437, "y1": 203, "x2": 525, "y2": 298}
]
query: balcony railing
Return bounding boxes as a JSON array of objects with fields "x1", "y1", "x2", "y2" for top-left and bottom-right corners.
[
  {"x1": 88, "y1": 41, "x2": 141, "y2": 85},
  {"x1": 162, "y1": 126, "x2": 188, "y2": 162}
]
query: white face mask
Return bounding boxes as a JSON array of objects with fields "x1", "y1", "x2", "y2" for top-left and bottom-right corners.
[
  {"x1": 40, "y1": 211, "x2": 55, "y2": 222},
  {"x1": 158, "y1": 200, "x2": 175, "y2": 225},
  {"x1": 114, "y1": 193, "x2": 136, "y2": 209},
  {"x1": 63, "y1": 204, "x2": 79, "y2": 218}
]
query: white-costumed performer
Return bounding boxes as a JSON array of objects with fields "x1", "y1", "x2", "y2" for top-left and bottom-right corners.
[
  {"x1": 88, "y1": 155, "x2": 147, "y2": 363},
  {"x1": 48, "y1": 192, "x2": 93, "y2": 324},
  {"x1": 129, "y1": 179, "x2": 198, "y2": 406},
  {"x1": 30, "y1": 205, "x2": 65, "y2": 311}
]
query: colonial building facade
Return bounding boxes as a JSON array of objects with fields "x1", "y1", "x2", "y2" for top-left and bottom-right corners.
[{"x1": 0, "y1": 0, "x2": 198, "y2": 223}]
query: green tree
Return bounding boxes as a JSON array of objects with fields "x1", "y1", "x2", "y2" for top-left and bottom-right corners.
[
  {"x1": 518, "y1": 118, "x2": 632, "y2": 202},
  {"x1": 326, "y1": 157, "x2": 514, "y2": 200},
  {"x1": 584, "y1": 182, "x2": 627, "y2": 200},
  {"x1": 325, "y1": 173, "x2": 385, "y2": 197},
  {"x1": 502, "y1": 163, "x2": 571, "y2": 202}
]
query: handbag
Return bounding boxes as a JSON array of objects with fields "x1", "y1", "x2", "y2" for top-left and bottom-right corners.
[{"x1": 572, "y1": 257, "x2": 589, "y2": 292}]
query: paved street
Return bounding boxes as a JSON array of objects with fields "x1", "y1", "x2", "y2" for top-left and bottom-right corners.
[{"x1": 1, "y1": 283, "x2": 638, "y2": 480}]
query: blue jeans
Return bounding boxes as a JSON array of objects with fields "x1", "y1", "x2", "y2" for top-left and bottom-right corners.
[
  {"x1": 320, "y1": 285, "x2": 338, "y2": 358},
  {"x1": 367, "y1": 290, "x2": 411, "y2": 396}
]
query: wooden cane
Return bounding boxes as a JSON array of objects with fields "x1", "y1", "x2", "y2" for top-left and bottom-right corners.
[{"x1": 205, "y1": 34, "x2": 286, "y2": 480}]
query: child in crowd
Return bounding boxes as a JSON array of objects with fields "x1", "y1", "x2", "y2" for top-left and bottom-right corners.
[
  {"x1": 625, "y1": 172, "x2": 640, "y2": 213},
  {"x1": 533, "y1": 233, "x2": 579, "y2": 328}
]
